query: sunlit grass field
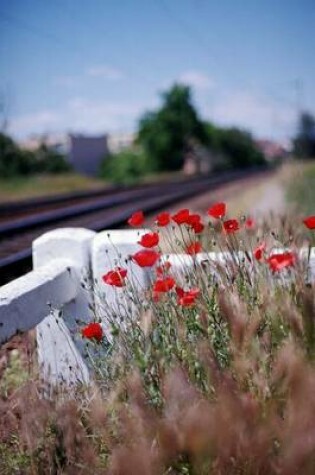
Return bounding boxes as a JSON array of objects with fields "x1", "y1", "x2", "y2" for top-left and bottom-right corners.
[
  {"x1": 286, "y1": 160, "x2": 315, "y2": 215},
  {"x1": 0, "y1": 174, "x2": 107, "y2": 203}
]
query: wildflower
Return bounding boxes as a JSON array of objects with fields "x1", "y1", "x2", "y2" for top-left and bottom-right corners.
[
  {"x1": 138, "y1": 232, "x2": 159, "y2": 248},
  {"x1": 132, "y1": 250, "x2": 160, "y2": 267},
  {"x1": 102, "y1": 267, "x2": 127, "y2": 287},
  {"x1": 172, "y1": 208, "x2": 190, "y2": 225},
  {"x1": 81, "y1": 322, "x2": 103, "y2": 342},
  {"x1": 176, "y1": 287, "x2": 200, "y2": 307},
  {"x1": 128, "y1": 211, "x2": 144, "y2": 227},
  {"x1": 267, "y1": 252, "x2": 296, "y2": 272},
  {"x1": 156, "y1": 261, "x2": 172, "y2": 276},
  {"x1": 153, "y1": 276, "x2": 175, "y2": 293},
  {"x1": 155, "y1": 212, "x2": 171, "y2": 227},
  {"x1": 254, "y1": 242, "x2": 266, "y2": 261},
  {"x1": 191, "y1": 221, "x2": 204, "y2": 234},
  {"x1": 187, "y1": 213, "x2": 204, "y2": 234},
  {"x1": 223, "y1": 219, "x2": 240, "y2": 234},
  {"x1": 303, "y1": 215, "x2": 315, "y2": 230},
  {"x1": 208, "y1": 202, "x2": 226, "y2": 219},
  {"x1": 245, "y1": 217, "x2": 255, "y2": 229},
  {"x1": 186, "y1": 213, "x2": 201, "y2": 226},
  {"x1": 186, "y1": 241, "x2": 202, "y2": 255}
]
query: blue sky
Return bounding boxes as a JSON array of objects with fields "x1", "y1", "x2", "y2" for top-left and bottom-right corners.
[{"x1": 1, "y1": 0, "x2": 314, "y2": 142}]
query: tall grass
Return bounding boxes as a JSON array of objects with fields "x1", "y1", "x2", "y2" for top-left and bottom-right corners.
[{"x1": 286, "y1": 161, "x2": 315, "y2": 216}]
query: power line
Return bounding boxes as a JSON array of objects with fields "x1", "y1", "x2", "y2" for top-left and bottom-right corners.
[
  {"x1": 0, "y1": 9, "x2": 157, "y2": 89},
  {"x1": 156, "y1": 0, "x2": 306, "y2": 135},
  {"x1": 0, "y1": 12, "x2": 66, "y2": 46}
]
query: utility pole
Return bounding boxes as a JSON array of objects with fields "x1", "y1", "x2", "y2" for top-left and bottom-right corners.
[{"x1": 294, "y1": 78, "x2": 304, "y2": 120}]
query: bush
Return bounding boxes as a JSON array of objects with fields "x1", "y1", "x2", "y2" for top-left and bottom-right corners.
[
  {"x1": 100, "y1": 148, "x2": 153, "y2": 184},
  {"x1": 34, "y1": 144, "x2": 71, "y2": 174},
  {"x1": 0, "y1": 133, "x2": 71, "y2": 177}
]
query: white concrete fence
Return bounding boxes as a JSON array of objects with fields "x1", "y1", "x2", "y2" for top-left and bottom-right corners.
[{"x1": 0, "y1": 227, "x2": 314, "y2": 385}]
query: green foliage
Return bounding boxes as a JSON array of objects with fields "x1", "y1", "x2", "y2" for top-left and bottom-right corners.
[
  {"x1": 286, "y1": 162, "x2": 315, "y2": 217},
  {"x1": 137, "y1": 84, "x2": 207, "y2": 172},
  {"x1": 100, "y1": 148, "x2": 152, "y2": 184},
  {"x1": 294, "y1": 111, "x2": 315, "y2": 158},
  {"x1": 0, "y1": 132, "x2": 33, "y2": 177},
  {"x1": 137, "y1": 84, "x2": 265, "y2": 173},
  {"x1": 0, "y1": 350, "x2": 29, "y2": 398},
  {"x1": 218, "y1": 127, "x2": 265, "y2": 168},
  {"x1": 203, "y1": 124, "x2": 266, "y2": 169},
  {"x1": 0, "y1": 132, "x2": 71, "y2": 177},
  {"x1": 34, "y1": 143, "x2": 71, "y2": 174}
]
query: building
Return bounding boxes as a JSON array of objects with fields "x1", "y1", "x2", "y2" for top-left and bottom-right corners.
[
  {"x1": 20, "y1": 133, "x2": 110, "y2": 176},
  {"x1": 68, "y1": 134, "x2": 109, "y2": 176},
  {"x1": 255, "y1": 139, "x2": 289, "y2": 163},
  {"x1": 107, "y1": 132, "x2": 135, "y2": 154}
]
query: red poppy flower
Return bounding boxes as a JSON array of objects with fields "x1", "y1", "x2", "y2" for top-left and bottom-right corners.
[
  {"x1": 81, "y1": 322, "x2": 103, "y2": 342},
  {"x1": 132, "y1": 250, "x2": 160, "y2": 267},
  {"x1": 245, "y1": 217, "x2": 255, "y2": 229},
  {"x1": 156, "y1": 212, "x2": 171, "y2": 227},
  {"x1": 186, "y1": 241, "x2": 202, "y2": 255},
  {"x1": 128, "y1": 211, "x2": 144, "y2": 227},
  {"x1": 186, "y1": 214, "x2": 204, "y2": 234},
  {"x1": 223, "y1": 219, "x2": 240, "y2": 234},
  {"x1": 102, "y1": 267, "x2": 127, "y2": 287},
  {"x1": 191, "y1": 221, "x2": 204, "y2": 234},
  {"x1": 172, "y1": 208, "x2": 190, "y2": 225},
  {"x1": 176, "y1": 287, "x2": 200, "y2": 307},
  {"x1": 138, "y1": 232, "x2": 159, "y2": 248},
  {"x1": 156, "y1": 261, "x2": 172, "y2": 276},
  {"x1": 254, "y1": 242, "x2": 265, "y2": 261},
  {"x1": 186, "y1": 213, "x2": 201, "y2": 226},
  {"x1": 179, "y1": 295, "x2": 197, "y2": 307},
  {"x1": 153, "y1": 276, "x2": 175, "y2": 293},
  {"x1": 267, "y1": 252, "x2": 296, "y2": 272},
  {"x1": 208, "y1": 202, "x2": 226, "y2": 219},
  {"x1": 303, "y1": 215, "x2": 315, "y2": 230}
]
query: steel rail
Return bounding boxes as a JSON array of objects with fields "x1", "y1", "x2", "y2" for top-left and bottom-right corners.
[{"x1": 0, "y1": 168, "x2": 269, "y2": 285}]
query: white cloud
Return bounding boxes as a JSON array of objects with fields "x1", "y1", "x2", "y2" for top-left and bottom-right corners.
[
  {"x1": 9, "y1": 98, "x2": 145, "y2": 138},
  {"x1": 11, "y1": 111, "x2": 60, "y2": 135},
  {"x1": 53, "y1": 65, "x2": 124, "y2": 88},
  {"x1": 53, "y1": 75, "x2": 77, "y2": 87},
  {"x1": 86, "y1": 65, "x2": 124, "y2": 80},
  {"x1": 208, "y1": 91, "x2": 297, "y2": 139},
  {"x1": 9, "y1": 89, "x2": 297, "y2": 141},
  {"x1": 178, "y1": 70, "x2": 215, "y2": 91}
]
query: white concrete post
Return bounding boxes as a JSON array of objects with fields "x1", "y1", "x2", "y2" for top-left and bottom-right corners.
[
  {"x1": 91, "y1": 229, "x2": 154, "y2": 337},
  {"x1": 33, "y1": 227, "x2": 96, "y2": 386}
]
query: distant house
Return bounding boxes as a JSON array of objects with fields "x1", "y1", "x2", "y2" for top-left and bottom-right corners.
[
  {"x1": 255, "y1": 139, "x2": 289, "y2": 163},
  {"x1": 68, "y1": 134, "x2": 109, "y2": 176},
  {"x1": 107, "y1": 132, "x2": 135, "y2": 154},
  {"x1": 20, "y1": 132, "x2": 111, "y2": 176},
  {"x1": 183, "y1": 141, "x2": 226, "y2": 175}
]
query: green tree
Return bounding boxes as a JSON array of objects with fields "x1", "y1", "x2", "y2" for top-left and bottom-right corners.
[
  {"x1": 218, "y1": 127, "x2": 265, "y2": 169},
  {"x1": 294, "y1": 111, "x2": 315, "y2": 159},
  {"x1": 35, "y1": 143, "x2": 71, "y2": 173},
  {"x1": 0, "y1": 132, "x2": 70, "y2": 177},
  {"x1": 137, "y1": 84, "x2": 207, "y2": 172},
  {"x1": 0, "y1": 132, "x2": 34, "y2": 177}
]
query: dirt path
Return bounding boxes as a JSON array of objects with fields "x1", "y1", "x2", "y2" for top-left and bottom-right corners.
[
  {"x1": 250, "y1": 178, "x2": 286, "y2": 216},
  {"x1": 148, "y1": 168, "x2": 287, "y2": 220}
]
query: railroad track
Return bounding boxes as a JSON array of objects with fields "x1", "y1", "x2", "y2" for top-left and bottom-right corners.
[{"x1": 0, "y1": 168, "x2": 269, "y2": 285}]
